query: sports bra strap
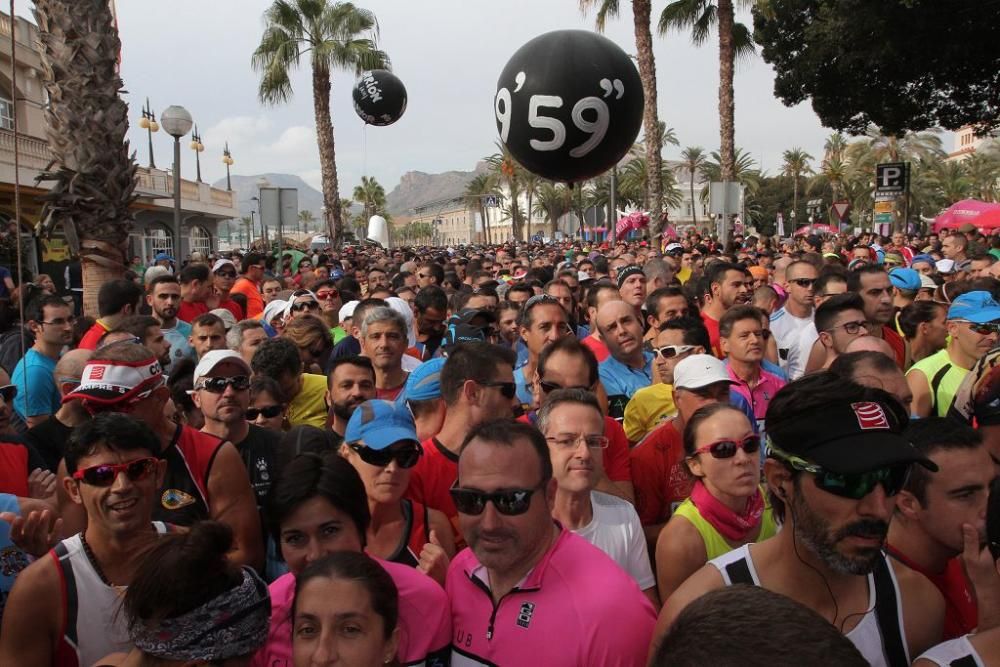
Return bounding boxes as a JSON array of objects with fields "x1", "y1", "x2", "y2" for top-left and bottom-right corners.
[
  {"x1": 872, "y1": 555, "x2": 909, "y2": 667},
  {"x1": 951, "y1": 657, "x2": 980, "y2": 667},
  {"x1": 725, "y1": 558, "x2": 755, "y2": 585},
  {"x1": 929, "y1": 363, "x2": 952, "y2": 415}
]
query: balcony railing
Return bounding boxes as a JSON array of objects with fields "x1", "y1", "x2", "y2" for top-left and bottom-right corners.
[{"x1": 0, "y1": 130, "x2": 53, "y2": 172}]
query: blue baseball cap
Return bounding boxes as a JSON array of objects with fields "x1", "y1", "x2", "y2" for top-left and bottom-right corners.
[
  {"x1": 888, "y1": 268, "x2": 921, "y2": 292},
  {"x1": 911, "y1": 253, "x2": 935, "y2": 268},
  {"x1": 345, "y1": 400, "x2": 419, "y2": 450},
  {"x1": 154, "y1": 252, "x2": 175, "y2": 263},
  {"x1": 397, "y1": 358, "x2": 445, "y2": 404},
  {"x1": 948, "y1": 291, "x2": 1000, "y2": 324}
]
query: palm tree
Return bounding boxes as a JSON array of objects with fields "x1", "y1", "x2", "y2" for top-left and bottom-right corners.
[
  {"x1": 965, "y1": 149, "x2": 1000, "y2": 202},
  {"x1": 297, "y1": 209, "x2": 316, "y2": 234},
  {"x1": 660, "y1": 0, "x2": 755, "y2": 182},
  {"x1": 520, "y1": 169, "x2": 540, "y2": 241},
  {"x1": 352, "y1": 175, "x2": 387, "y2": 220},
  {"x1": 781, "y1": 148, "x2": 814, "y2": 221},
  {"x1": 485, "y1": 143, "x2": 524, "y2": 240},
  {"x1": 699, "y1": 148, "x2": 761, "y2": 201},
  {"x1": 679, "y1": 146, "x2": 707, "y2": 224},
  {"x1": 929, "y1": 161, "x2": 972, "y2": 207},
  {"x1": 252, "y1": 1, "x2": 388, "y2": 248},
  {"x1": 534, "y1": 182, "x2": 573, "y2": 239},
  {"x1": 464, "y1": 173, "x2": 498, "y2": 245},
  {"x1": 34, "y1": 0, "x2": 138, "y2": 316},
  {"x1": 619, "y1": 156, "x2": 684, "y2": 211},
  {"x1": 581, "y1": 0, "x2": 666, "y2": 232}
]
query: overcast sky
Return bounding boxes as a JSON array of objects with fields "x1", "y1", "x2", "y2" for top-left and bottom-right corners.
[{"x1": 56, "y1": 1, "x2": 912, "y2": 194}]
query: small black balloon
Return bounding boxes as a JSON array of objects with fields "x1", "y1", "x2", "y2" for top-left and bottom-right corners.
[
  {"x1": 495, "y1": 30, "x2": 644, "y2": 183},
  {"x1": 353, "y1": 69, "x2": 407, "y2": 127}
]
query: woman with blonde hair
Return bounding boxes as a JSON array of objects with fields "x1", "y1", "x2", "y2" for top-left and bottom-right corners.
[{"x1": 281, "y1": 314, "x2": 333, "y2": 374}]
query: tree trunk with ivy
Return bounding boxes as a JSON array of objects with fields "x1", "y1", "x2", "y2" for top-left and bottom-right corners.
[{"x1": 35, "y1": 0, "x2": 138, "y2": 316}]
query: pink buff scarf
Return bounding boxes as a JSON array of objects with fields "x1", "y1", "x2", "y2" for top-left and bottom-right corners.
[{"x1": 689, "y1": 479, "x2": 764, "y2": 542}]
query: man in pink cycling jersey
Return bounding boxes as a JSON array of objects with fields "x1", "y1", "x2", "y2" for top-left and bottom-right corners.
[{"x1": 446, "y1": 419, "x2": 655, "y2": 666}]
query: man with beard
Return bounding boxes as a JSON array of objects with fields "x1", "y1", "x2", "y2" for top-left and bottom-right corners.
[
  {"x1": 700, "y1": 262, "x2": 752, "y2": 357},
  {"x1": 886, "y1": 418, "x2": 991, "y2": 639},
  {"x1": 446, "y1": 419, "x2": 655, "y2": 666},
  {"x1": 654, "y1": 372, "x2": 945, "y2": 666},
  {"x1": 411, "y1": 286, "x2": 448, "y2": 361},
  {"x1": 848, "y1": 265, "x2": 906, "y2": 368},
  {"x1": 596, "y1": 301, "x2": 653, "y2": 422},
  {"x1": 146, "y1": 274, "x2": 193, "y2": 373},
  {"x1": 109, "y1": 316, "x2": 172, "y2": 368},
  {"x1": 326, "y1": 356, "x2": 377, "y2": 443}
]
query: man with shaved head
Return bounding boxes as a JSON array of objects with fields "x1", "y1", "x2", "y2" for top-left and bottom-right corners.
[
  {"x1": 24, "y1": 348, "x2": 93, "y2": 472},
  {"x1": 844, "y1": 334, "x2": 897, "y2": 360},
  {"x1": 596, "y1": 300, "x2": 653, "y2": 421}
]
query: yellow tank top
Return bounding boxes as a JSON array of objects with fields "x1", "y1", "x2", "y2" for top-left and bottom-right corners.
[{"x1": 673, "y1": 495, "x2": 778, "y2": 560}]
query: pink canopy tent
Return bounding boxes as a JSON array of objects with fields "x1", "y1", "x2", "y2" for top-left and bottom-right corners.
[{"x1": 932, "y1": 199, "x2": 1000, "y2": 232}]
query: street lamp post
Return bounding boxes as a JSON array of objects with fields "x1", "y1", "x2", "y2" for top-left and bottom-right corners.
[
  {"x1": 222, "y1": 142, "x2": 234, "y2": 191},
  {"x1": 160, "y1": 105, "x2": 193, "y2": 260},
  {"x1": 138, "y1": 98, "x2": 159, "y2": 168},
  {"x1": 190, "y1": 125, "x2": 204, "y2": 183}
]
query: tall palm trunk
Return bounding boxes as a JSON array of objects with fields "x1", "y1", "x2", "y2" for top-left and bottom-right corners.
[
  {"x1": 792, "y1": 175, "x2": 799, "y2": 219},
  {"x1": 689, "y1": 168, "x2": 698, "y2": 225},
  {"x1": 525, "y1": 190, "x2": 533, "y2": 242},
  {"x1": 717, "y1": 0, "x2": 736, "y2": 182},
  {"x1": 633, "y1": 0, "x2": 663, "y2": 234},
  {"x1": 312, "y1": 64, "x2": 343, "y2": 246}
]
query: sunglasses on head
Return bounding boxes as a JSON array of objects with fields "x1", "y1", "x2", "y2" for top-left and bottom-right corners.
[
  {"x1": 769, "y1": 444, "x2": 911, "y2": 500},
  {"x1": 72, "y1": 457, "x2": 158, "y2": 487},
  {"x1": 449, "y1": 481, "x2": 545, "y2": 516},
  {"x1": 0, "y1": 384, "x2": 17, "y2": 403},
  {"x1": 694, "y1": 435, "x2": 760, "y2": 459},
  {"x1": 652, "y1": 344, "x2": 696, "y2": 359},
  {"x1": 246, "y1": 404, "x2": 283, "y2": 420},
  {"x1": 292, "y1": 301, "x2": 319, "y2": 312},
  {"x1": 197, "y1": 376, "x2": 250, "y2": 393},
  {"x1": 479, "y1": 381, "x2": 517, "y2": 399},
  {"x1": 348, "y1": 441, "x2": 422, "y2": 469}
]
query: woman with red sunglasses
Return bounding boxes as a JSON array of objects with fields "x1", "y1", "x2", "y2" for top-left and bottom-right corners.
[{"x1": 654, "y1": 403, "x2": 776, "y2": 601}]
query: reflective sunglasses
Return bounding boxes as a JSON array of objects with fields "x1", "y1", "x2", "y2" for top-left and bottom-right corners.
[
  {"x1": 0, "y1": 384, "x2": 17, "y2": 403},
  {"x1": 246, "y1": 404, "x2": 283, "y2": 420},
  {"x1": 479, "y1": 381, "x2": 517, "y2": 399},
  {"x1": 197, "y1": 375, "x2": 251, "y2": 393},
  {"x1": 72, "y1": 457, "x2": 158, "y2": 487},
  {"x1": 769, "y1": 444, "x2": 911, "y2": 500},
  {"x1": 652, "y1": 344, "x2": 696, "y2": 359},
  {"x1": 347, "y1": 441, "x2": 422, "y2": 469},
  {"x1": 449, "y1": 481, "x2": 545, "y2": 516},
  {"x1": 315, "y1": 289, "x2": 340, "y2": 300},
  {"x1": 695, "y1": 435, "x2": 760, "y2": 459},
  {"x1": 969, "y1": 322, "x2": 1000, "y2": 336},
  {"x1": 538, "y1": 379, "x2": 591, "y2": 394},
  {"x1": 292, "y1": 300, "x2": 320, "y2": 312}
]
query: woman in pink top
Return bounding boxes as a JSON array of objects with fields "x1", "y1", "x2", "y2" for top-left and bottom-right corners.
[{"x1": 251, "y1": 453, "x2": 450, "y2": 667}]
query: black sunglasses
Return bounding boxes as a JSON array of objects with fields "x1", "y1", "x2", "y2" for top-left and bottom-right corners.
[
  {"x1": 197, "y1": 376, "x2": 251, "y2": 393},
  {"x1": 0, "y1": 384, "x2": 17, "y2": 403},
  {"x1": 246, "y1": 404, "x2": 283, "y2": 420},
  {"x1": 694, "y1": 435, "x2": 760, "y2": 459},
  {"x1": 480, "y1": 381, "x2": 517, "y2": 399},
  {"x1": 790, "y1": 278, "x2": 816, "y2": 288},
  {"x1": 348, "y1": 441, "x2": 422, "y2": 469},
  {"x1": 538, "y1": 379, "x2": 590, "y2": 394},
  {"x1": 449, "y1": 481, "x2": 545, "y2": 516},
  {"x1": 292, "y1": 301, "x2": 319, "y2": 312}
]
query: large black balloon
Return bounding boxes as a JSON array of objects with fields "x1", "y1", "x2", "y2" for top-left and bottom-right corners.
[
  {"x1": 353, "y1": 69, "x2": 407, "y2": 126},
  {"x1": 495, "y1": 30, "x2": 644, "y2": 183}
]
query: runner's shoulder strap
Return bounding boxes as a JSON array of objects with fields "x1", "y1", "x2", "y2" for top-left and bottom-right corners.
[{"x1": 872, "y1": 555, "x2": 910, "y2": 667}]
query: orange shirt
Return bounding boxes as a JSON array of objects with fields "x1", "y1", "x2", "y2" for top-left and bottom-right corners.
[
  {"x1": 231, "y1": 277, "x2": 264, "y2": 319},
  {"x1": 406, "y1": 438, "x2": 462, "y2": 548}
]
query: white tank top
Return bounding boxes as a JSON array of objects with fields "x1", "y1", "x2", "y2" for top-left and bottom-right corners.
[
  {"x1": 52, "y1": 524, "x2": 168, "y2": 667},
  {"x1": 916, "y1": 635, "x2": 984, "y2": 667},
  {"x1": 710, "y1": 544, "x2": 911, "y2": 667}
]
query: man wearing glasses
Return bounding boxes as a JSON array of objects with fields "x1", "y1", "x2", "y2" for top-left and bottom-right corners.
[
  {"x1": 208, "y1": 258, "x2": 244, "y2": 321},
  {"x1": 446, "y1": 418, "x2": 655, "y2": 666},
  {"x1": 191, "y1": 350, "x2": 280, "y2": 546},
  {"x1": 770, "y1": 260, "x2": 818, "y2": 374},
  {"x1": 0, "y1": 413, "x2": 169, "y2": 665},
  {"x1": 813, "y1": 293, "x2": 872, "y2": 371},
  {"x1": 538, "y1": 388, "x2": 657, "y2": 606},
  {"x1": 908, "y1": 291, "x2": 1000, "y2": 418},
  {"x1": 654, "y1": 373, "x2": 946, "y2": 666},
  {"x1": 12, "y1": 295, "x2": 73, "y2": 428}
]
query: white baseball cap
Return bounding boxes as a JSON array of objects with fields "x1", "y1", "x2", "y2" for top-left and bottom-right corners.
[
  {"x1": 212, "y1": 258, "x2": 236, "y2": 274},
  {"x1": 673, "y1": 354, "x2": 734, "y2": 391},
  {"x1": 209, "y1": 308, "x2": 237, "y2": 330},
  {"x1": 936, "y1": 258, "x2": 956, "y2": 275},
  {"x1": 919, "y1": 274, "x2": 936, "y2": 290},
  {"x1": 193, "y1": 350, "x2": 251, "y2": 386},
  {"x1": 339, "y1": 300, "x2": 360, "y2": 321}
]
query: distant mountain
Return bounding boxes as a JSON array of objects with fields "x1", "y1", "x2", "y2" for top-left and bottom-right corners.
[
  {"x1": 212, "y1": 173, "x2": 327, "y2": 221},
  {"x1": 385, "y1": 162, "x2": 490, "y2": 215}
]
